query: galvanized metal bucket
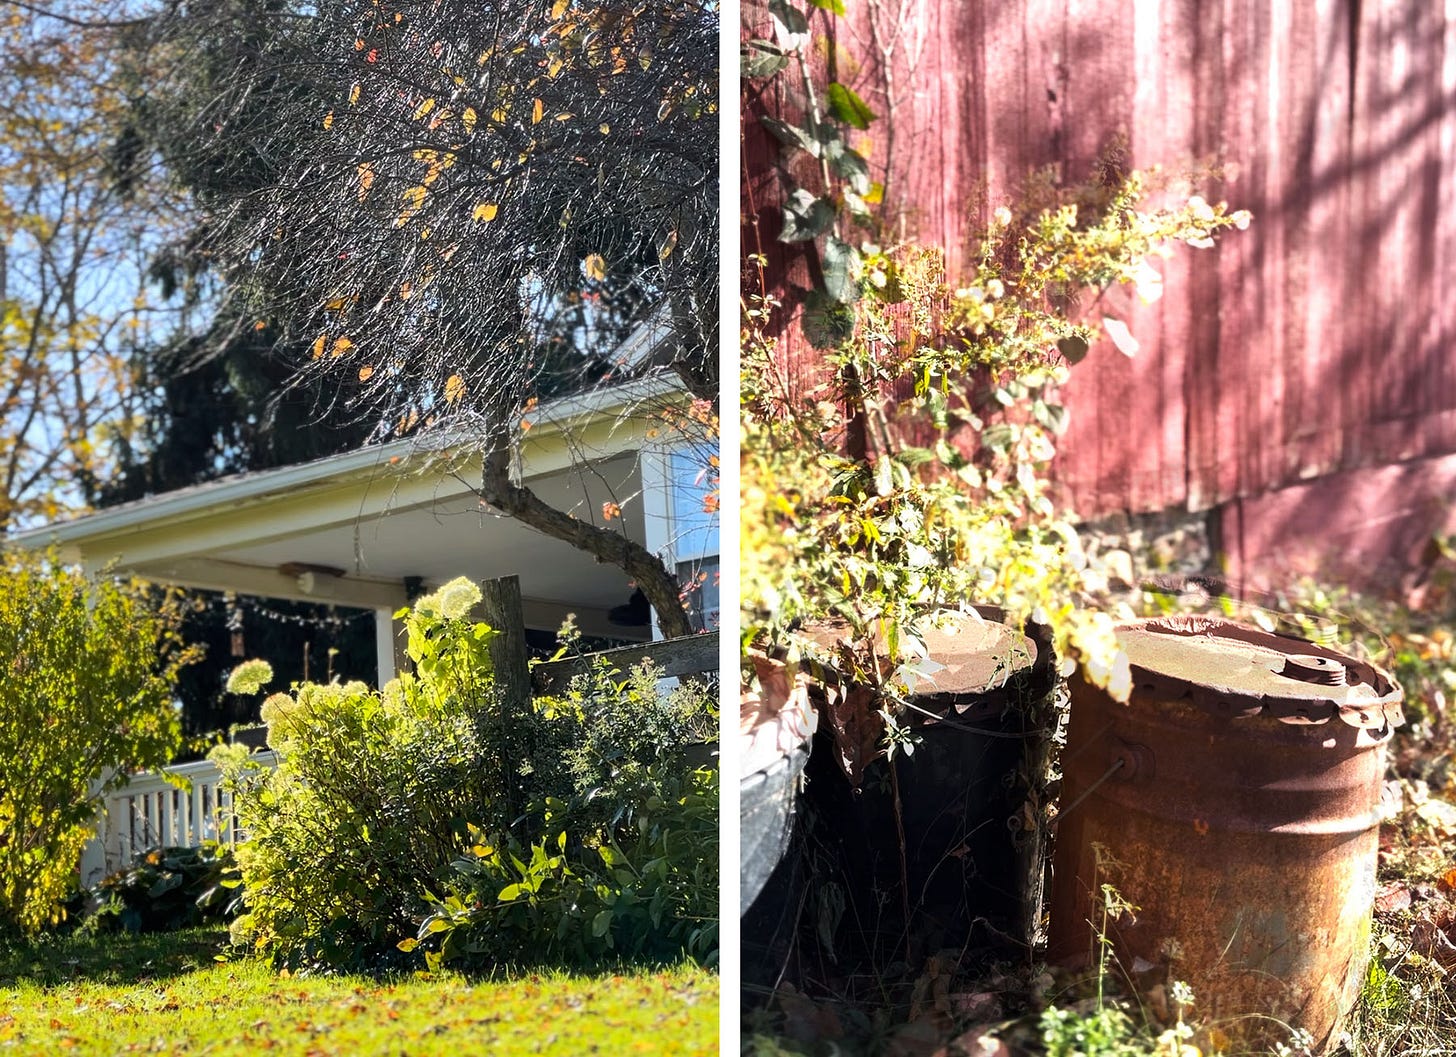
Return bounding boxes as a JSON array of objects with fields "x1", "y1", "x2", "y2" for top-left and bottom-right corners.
[
  {"x1": 1049, "y1": 616, "x2": 1403, "y2": 1054},
  {"x1": 740, "y1": 652, "x2": 817, "y2": 916}
]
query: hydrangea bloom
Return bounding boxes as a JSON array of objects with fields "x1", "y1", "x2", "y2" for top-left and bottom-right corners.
[
  {"x1": 226, "y1": 659, "x2": 274, "y2": 695},
  {"x1": 435, "y1": 577, "x2": 482, "y2": 619}
]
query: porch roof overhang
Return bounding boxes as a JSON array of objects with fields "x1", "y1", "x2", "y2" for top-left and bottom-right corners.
[{"x1": 12, "y1": 381, "x2": 678, "y2": 641}]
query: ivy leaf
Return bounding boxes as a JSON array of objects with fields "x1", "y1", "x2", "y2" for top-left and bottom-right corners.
[
  {"x1": 826, "y1": 82, "x2": 876, "y2": 129},
  {"x1": 741, "y1": 39, "x2": 788, "y2": 80},
  {"x1": 1057, "y1": 334, "x2": 1089, "y2": 365},
  {"x1": 821, "y1": 236, "x2": 860, "y2": 304},
  {"x1": 759, "y1": 116, "x2": 818, "y2": 156},
  {"x1": 768, "y1": 0, "x2": 810, "y2": 51},
  {"x1": 779, "y1": 189, "x2": 835, "y2": 243},
  {"x1": 823, "y1": 137, "x2": 872, "y2": 194}
]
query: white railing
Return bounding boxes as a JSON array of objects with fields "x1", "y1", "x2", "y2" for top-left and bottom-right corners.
[{"x1": 78, "y1": 752, "x2": 278, "y2": 886}]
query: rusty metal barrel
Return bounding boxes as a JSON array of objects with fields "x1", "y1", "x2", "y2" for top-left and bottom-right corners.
[{"x1": 1049, "y1": 617, "x2": 1403, "y2": 1054}]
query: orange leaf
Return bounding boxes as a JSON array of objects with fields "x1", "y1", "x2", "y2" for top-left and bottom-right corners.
[
  {"x1": 349, "y1": 82, "x2": 361, "y2": 105},
  {"x1": 584, "y1": 253, "x2": 606, "y2": 281},
  {"x1": 322, "y1": 109, "x2": 334, "y2": 130},
  {"x1": 358, "y1": 365, "x2": 375, "y2": 381},
  {"x1": 330, "y1": 336, "x2": 354, "y2": 357},
  {"x1": 472, "y1": 202, "x2": 499, "y2": 223},
  {"x1": 602, "y1": 501, "x2": 621, "y2": 521},
  {"x1": 310, "y1": 335, "x2": 326, "y2": 359},
  {"x1": 531, "y1": 97, "x2": 543, "y2": 124},
  {"x1": 444, "y1": 374, "x2": 466, "y2": 403}
]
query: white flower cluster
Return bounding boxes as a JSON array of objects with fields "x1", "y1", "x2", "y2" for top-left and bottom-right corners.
[{"x1": 226, "y1": 659, "x2": 274, "y2": 696}]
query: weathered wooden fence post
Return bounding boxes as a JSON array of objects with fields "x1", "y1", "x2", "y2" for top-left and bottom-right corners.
[{"x1": 479, "y1": 575, "x2": 532, "y2": 820}]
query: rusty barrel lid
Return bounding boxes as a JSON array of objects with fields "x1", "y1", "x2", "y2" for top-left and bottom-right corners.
[
  {"x1": 795, "y1": 609, "x2": 1049, "y2": 718},
  {"x1": 1117, "y1": 615, "x2": 1404, "y2": 733}
]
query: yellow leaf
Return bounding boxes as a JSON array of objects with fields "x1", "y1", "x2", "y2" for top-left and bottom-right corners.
[
  {"x1": 531, "y1": 98, "x2": 543, "y2": 124},
  {"x1": 551, "y1": 0, "x2": 568, "y2": 16},
  {"x1": 413, "y1": 98, "x2": 436, "y2": 121},
  {"x1": 444, "y1": 374, "x2": 467, "y2": 403},
  {"x1": 472, "y1": 202, "x2": 499, "y2": 223},
  {"x1": 657, "y1": 228, "x2": 678, "y2": 260},
  {"x1": 324, "y1": 295, "x2": 348, "y2": 311},
  {"x1": 322, "y1": 109, "x2": 334, "y2": 129},
  {"x1": 598, "y1": 123, "x2": 610, "y2": 134},
  {"x1": 547, "y1": 58, "x2": 563, "y2": 78},
  {"x1": 555, "y1": 111, "x2": 572, "y2": 121},
  {"x1": 310, "y1": 335, "x2": 326, "y2": 359},
  {"x1": 394, "y1": 185, "x2": 428, "y2": 227},
  {"x1": 584, "y1": 253, "x2": 606, "y2": 281},
  {"x1": 357, "y1": 163, "x2": 374, "y2": 201},
  {"x1": 330, "y1": 336, "x2": 354, "y2": 357},
  {"x1": 349, "y1": 82, "x2": 361, "y2": 105},
  {"x1": 492, "y1": 106, "x2": 508, "y2": 124},
  {"x1": 462, "y1": 107, "x2": 477, "y2": 133},
  {"x1": 420, "y1": 227, "x2": 431, "y2": 240},
  {"x1": 358, "y1": 365, "x2": 375, "y2": 381}
]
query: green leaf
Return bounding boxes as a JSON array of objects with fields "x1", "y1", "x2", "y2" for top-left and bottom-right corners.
[
  {"x1": 779, "y1": 189, "x2": 835, "y2": 243},
  {"x1": 426, "y1": 918, "x2": 450, "y2": 933},
  {"x1": 1056, "y1": 334, "x2": 1089, "y2": 365},
  {"x1": 820, "y1": 236, "x2": 860, "y2": 304},
  {"x1": 823, "y1": 137, "x2": 871, "y2": 195},
  {"x1": 396, "y1": 937, "x2": 420, "y2": 952},
  {"x1": 759, "y1": 116, "x2": 818, "y2": 156},
  {"x1": 497, "y1": 883, "x2": 525, "y2": 902},
  {"x1": 591, "y1": 909, "x2": 614, "y2": 937},
  {"x1": 741, "y1": 39, "x2": 788, "y2": 79},
  {"x1": 808, "y1": 0, "x2": 846, "y2": 12},
  {"x1": 826, "y1": 82, "x2": 876, "y2": 129}
]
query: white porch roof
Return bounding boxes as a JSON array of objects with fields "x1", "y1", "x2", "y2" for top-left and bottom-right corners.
[{"x1": 13, "y1": 383, "x2": 678, "y2": 644}]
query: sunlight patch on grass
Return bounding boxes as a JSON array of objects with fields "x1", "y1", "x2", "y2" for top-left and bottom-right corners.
[{"x1": 0, "y1": 928, "x2": 717, "y2": 1056}]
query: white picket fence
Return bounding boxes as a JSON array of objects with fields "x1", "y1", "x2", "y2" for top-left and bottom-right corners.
[{"x1": 78, "y1": 753, "x2": 278, "y2": 887}]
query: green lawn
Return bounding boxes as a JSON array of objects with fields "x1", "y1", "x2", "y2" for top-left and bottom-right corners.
[{"x1": 0, "y1": 927, "x2": 718, "y2": 1056}]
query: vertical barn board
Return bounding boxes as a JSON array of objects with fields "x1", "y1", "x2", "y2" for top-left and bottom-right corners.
[{"x1": 743, "y1": 0, "x2": 1456, "y2": 530}]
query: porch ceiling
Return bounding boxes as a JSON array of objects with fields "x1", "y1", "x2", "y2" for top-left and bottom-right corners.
[{"x1": 14, "y1": 386, "x2": 668, "y2": 639}]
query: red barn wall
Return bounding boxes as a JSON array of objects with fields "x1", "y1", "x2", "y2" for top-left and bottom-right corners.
[{"x1": 742, "y1": 1, "x2": 1456, "y2": 591}]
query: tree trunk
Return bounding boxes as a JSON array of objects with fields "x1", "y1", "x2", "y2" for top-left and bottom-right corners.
[{"x1": 479, "y1": 448, "x2": 694, "y2": 640}]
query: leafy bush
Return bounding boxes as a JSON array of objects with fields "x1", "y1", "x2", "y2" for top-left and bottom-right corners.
[
  {"x1": 0, "y1": 550, "x2": 195, "y2": 935},
  {"x1": 213, "y1": 584, "x2": 504, "y2": 970},
  {"x1": 80, "y1": 844, "x2": 241, "y2": 934},
  {"x1": 417, "y1": 763, "x2": 719, "y2": 969},
  {"x1": 217, "y1": 578, "x2": 718, "y2": 972}
]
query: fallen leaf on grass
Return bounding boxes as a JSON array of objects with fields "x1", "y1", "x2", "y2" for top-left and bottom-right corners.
[
  {"x1": 1376, "y1": 882, "x2": 1413, "y2": 915},
  {"x1": 1412, "y1": 905, "x2": 1456, "y2": 970}
]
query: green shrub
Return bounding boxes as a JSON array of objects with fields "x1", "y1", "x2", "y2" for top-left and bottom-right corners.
[
  {"x1": 218, "y1": 580, "x2": 718, "y2": 972},
  {"x1": 0, "y1": 551, "x2": 194, "y2": 936},
  {"x1": 80, "y1": 843, "x2": 241, "y2": 934},
  {"x1": 213, "y1": 587, "x2": 505, "y2": 970},
  {"x1": 417, "y1": 763, "x2": 719, "y2": 969}
]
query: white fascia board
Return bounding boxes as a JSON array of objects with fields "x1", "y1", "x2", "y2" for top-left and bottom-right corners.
[{"x1": 14, "y1": 377, "x2": 684, "y2": 555}]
